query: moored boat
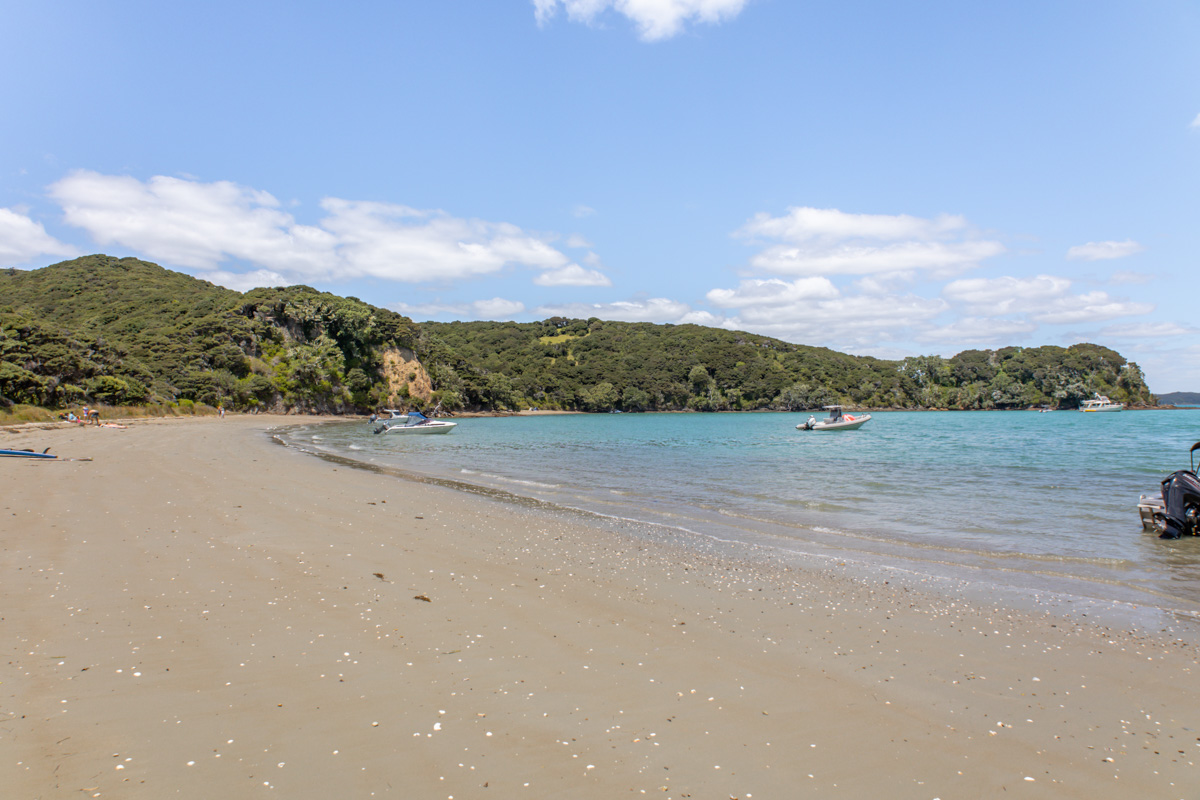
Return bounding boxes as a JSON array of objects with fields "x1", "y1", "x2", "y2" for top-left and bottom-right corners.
[
  {"x1": 1080, "y1": 394, "x2": 1124, "y2": 412},
  {"x1": 796, "y1": 405, "x2": 872, "y2": 431},
  {"x1": 372, "y1": 410, "x2": 457, "y2": 435}
]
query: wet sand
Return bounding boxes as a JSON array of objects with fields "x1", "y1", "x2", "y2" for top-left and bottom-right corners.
[{"x1": 2, "y1": 416, "x2": 1198, "y2": 799}]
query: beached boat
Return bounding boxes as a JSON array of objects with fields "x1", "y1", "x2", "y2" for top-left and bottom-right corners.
[
  {"x1": 1079, "y1": 394, "x2": 1124, "y2": 412},
  {"x1": 372, "y1": 410, "x2": 457, "y2": 435},
  {"x1": 796, "y1": 406, "x2": 872, "y2": 431}
]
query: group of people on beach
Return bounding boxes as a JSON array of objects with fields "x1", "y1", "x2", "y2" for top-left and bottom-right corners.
[{"x1": 62, "y1": 406, "x2": 101, "y2": 425}]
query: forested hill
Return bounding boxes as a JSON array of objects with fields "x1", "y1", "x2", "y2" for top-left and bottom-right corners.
[
  {"x1": 418, "y1": 319, "x2": 1154, "y2": 412},
  {"x1": 1, "y1": 255, "x2": 420, "y2": 412},
  {"x1": 2, "y1": 255, "x2": 1156, "y2": 414},
  {"x1": 1158, "y1": 392, "x2": 1200, "y2": 406}
]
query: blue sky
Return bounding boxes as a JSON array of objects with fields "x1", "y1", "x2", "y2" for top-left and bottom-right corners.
[{"x1": 3, "y1": 1, "x2": 1198, "y2": 392}]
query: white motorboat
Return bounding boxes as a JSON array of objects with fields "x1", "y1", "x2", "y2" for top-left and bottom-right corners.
[
  {"x1": 797, "y1": 405, "x2": 872, "y2": 431},
  {"x1": 372, "y1": 410, "x2": 457, "y2": 435},
  {"x1": 1079, "y1": 394, "x2": 1124, "y2": 412}
]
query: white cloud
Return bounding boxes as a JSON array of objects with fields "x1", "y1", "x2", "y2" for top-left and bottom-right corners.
[
  {"x1": 49, "y1": 170, "x2": 335, "y2": 273},
  {"x1": 536, "y1": 297, "x2": 695, "y2": 322},
  {"x1": 853, "y1": 273, "x2": 917, "y2": 294},
  {"x1": 1110, "y1": 270, "x2": 1153, "y2": 285},
  {"x1": 1101, "y1": 321, "x2": 1196, "y2": 338},
  {"x1": 918, "y1": 317, "x2": 1038, "y2": 345},
  {"x1": 735, "y1": 207, "x2": 1005, "y2": 277},
  {"x1": 390, "y1": 298, "x2": 526, "y2": 320},
  {"x1": 572, "y1": 205, "x2": 596, "y2": 218},
  {"x1": 204, "y1": 269, "x2": 291, "y2": 292},
  {"x1": 1029, "y1": 292, "x2": 1153, "y2": 325},
  {"x1": 706, "y1": 277, "x2": 839, "y2": 308},
  {"x1": 942, "y1": 274, "x2": 1072, "y2": 314},
  {"x1": 319, "y1": 198, "x2": 568, "y2": 281},
  {"x1": 389, "y1": 301, "x2": 468, "y2": 319},
  {"x1": 676, "y1": 309, "x2": 724, "y2": 326},
  {"x1": 748, "y1": 240, "x2": 1005, "y2": 277},
  {"x1": 47, "y1": 171, "x2": 579, "y2": 286},
  {"x1": 566, "y1": 233, "x2": 593, "y2": 248},
  {"x1": 721, "y1": 292, "x2": 947, "y2": 348},
  {"x1": 1191, "y1": 112, "x2": 1200, "y2": 129},
  {"x1": 472, "y1": 297, "x2": 527, "y2": 318},
  {"x1": 739, "y1": 207, "x2": 968, "y2": 243},
  {"x1": 534, "y1": 0, "x2": 748, "y2": 41},
  {"x1": 534, "y1": 264, "x2": 612, "y2": 286},
  {"x1": 1065, "y1": 239, "x2": 1143, "y2": 261},
  {"x1": 942, "y1": 274, "x2": 1152, "y2": 325},
  {"x1": 0, "y1": 207, "x2": 79, "y2": 266}
]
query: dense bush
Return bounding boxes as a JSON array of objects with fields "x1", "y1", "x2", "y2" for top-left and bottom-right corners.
[
  {"x1": 0, "y1": 257, "x2": 1156, "y2": 414},
  {"x1": 1, "y1": 256, "x2": 419, "y2": 412},
  {"x1": 419, "y1": 320, "x2": 1155, "y2": 412}
]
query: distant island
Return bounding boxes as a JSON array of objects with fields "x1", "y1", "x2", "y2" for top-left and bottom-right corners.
[
  {"x1": 1, "y1": 255, "x2": 1157, "y2": 417},
  {"x1": 1157, "y1": 392, "x2": 1200, "y2": 406}
]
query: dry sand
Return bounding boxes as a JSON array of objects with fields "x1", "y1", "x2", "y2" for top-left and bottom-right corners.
[{"x1": 2, "y1": 416, "x2": 1198, "y2": 799}]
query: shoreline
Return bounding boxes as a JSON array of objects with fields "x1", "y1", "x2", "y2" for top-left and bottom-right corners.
[
  {"x1": 4, "y1": 400, "x2": 1188, "y2": 436},
  {"x1": 3, "y1": 417, "x2": 1198, "y2": 797},
  {"x1": 280, "y1": 420, "x2": 1200, "y2": 640}
]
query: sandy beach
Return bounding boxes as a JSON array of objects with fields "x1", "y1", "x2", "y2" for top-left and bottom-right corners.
[{"x1": 2, "y1": 416, "x2": 1198, "y2": 799}]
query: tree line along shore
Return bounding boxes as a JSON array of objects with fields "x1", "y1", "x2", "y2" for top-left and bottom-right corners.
[{"x1": 2, "y1": 254, "x2": 1156, "y2": 420}]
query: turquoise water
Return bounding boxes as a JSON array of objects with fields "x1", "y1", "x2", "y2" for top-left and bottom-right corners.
[{"x1": 279, "y1": 409, "x2": 1200, "y2": 619}]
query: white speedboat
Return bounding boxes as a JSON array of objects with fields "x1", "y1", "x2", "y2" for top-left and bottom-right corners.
[
  {"x1": 1079, "y1": 394, "x2": 1124, "y2": 412},
  {"x1": 797, "y1": 406, "x2": 872, "y2": 431},
  {"x1": 372, "y1": 410, "x2": 457, "y2": 435}
]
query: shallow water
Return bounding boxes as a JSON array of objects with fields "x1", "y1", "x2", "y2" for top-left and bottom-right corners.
[{"x1": 277, "y1": 409, "x2": 1200, "y2": 621}]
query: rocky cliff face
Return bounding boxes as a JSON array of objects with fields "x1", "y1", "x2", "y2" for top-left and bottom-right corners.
[{"x1": 381, "y1": 347, "x2": 433, "y2": 406}]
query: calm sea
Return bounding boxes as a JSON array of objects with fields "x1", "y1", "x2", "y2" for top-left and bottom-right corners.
[{"x1": 276, "y1": 409, "x2": 1200, "y2": 626}]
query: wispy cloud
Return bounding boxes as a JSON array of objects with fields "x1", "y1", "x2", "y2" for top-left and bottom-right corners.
[
  {"x1": 473, "y1": 297, "x2": 527, "y2": 318},
  {"x1": 536, "y1": 297, "x2": 698, "y2": 322},
  {"x1": 706, "y1": 277, "x2": 839, "y2": 308},
  {"x1": 943, "y1": 274, "x2": 1152, "y2": 325},
  {"x1": 0, "y1": 207, "x2": 79, "y2": 266},
  {"x1": 1101, "y1": 321, "x2": 1196, "y2": 338},
  {"x1": 942, "y1": 274, "x2": 1072, "y2": 315},
  {"x1": 918, "y1": 317, "x2": 1038, "y2": 345},
  {"x1": 533, "y1": 0, "x2": 748, "y2": 41},
  {"x1": 1110, "y1": 270, "x2": 1153, "y2": 285},
  {"x1": 1065, "y1": 239, "x2": 1143, "y2": 261},
  {"x1": 717, "y1": 292, "x2": 948, "y2": 349},
  {"x1": 47, "y1": 171, "x2": 583, "y2": 289},
  {"x1": 735, "y1": 207, "x2": 1005, "y2": 278},
  {"x1": 534, "y1": 264, "x2": 612, "y2": 287},
  {"x1": 392, "y1": 298, "x2": 527, "y2": 320}
]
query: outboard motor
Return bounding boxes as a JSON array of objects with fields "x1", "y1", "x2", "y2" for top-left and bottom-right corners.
[{"x1": 1159, "y1": 442, "x2": 1200, "y2": 539}]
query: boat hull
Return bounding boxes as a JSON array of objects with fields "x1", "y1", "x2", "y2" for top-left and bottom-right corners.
[
  {"x1": 797, "y1": 414, "x2": 872, "y2": 431},
  {"x1": 813, "y1": 415, "x2": 871, "y2": 431},
  {"x1": 380, "y1": 422, "x2": 457, "y2": 435}
]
